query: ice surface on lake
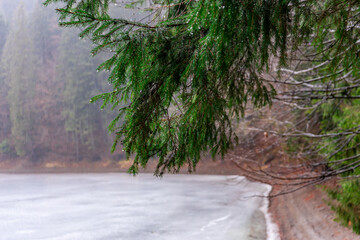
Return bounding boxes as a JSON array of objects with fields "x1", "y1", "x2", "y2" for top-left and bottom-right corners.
[{"x1": 0, "y1": 174, "x2": 277, "y2": 240}]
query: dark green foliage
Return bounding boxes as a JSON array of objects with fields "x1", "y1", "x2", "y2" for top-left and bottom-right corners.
[
  {"x1": 31, "y1": 1, "x2": 59, "y2": 64},
  {"x1": 298, "y1": 0, "x2": 360, "y2": 174},
  {"x1": 0, "y1": 0, "x2": 38, "y2": 21},
  {"x1": 290, "y1": 0, "x2": 360, "y2": 233},
  {"x1": 319, "y1": 100, "x2": 360, "y2": 234},
  {"x1": 326, "y1": 181, "x2": 360, "y2": 234},
  {"x1": 0, "y1": 1, "x2": 114, "y2": 161},
  {"x1": 1, "y1": 4, "x2": 37, "y2": 156},
  {"x1": 0, "y1": 139, "x2": 13, "y2": 155},
  {"x1": 0, "y1": 14, "x2": 7, "y2": 57},
  {"x1": 58, "y1": 28, "x2": 109, "y2": 153},
  {"x1": 0, "y1": 14, "x2": 8, "y2": 89},
  {"x1": 44, "y1": 0, "x2": 324, "y2": 174}
]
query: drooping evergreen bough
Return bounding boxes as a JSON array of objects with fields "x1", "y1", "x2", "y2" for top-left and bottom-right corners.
[{"x1": 43, "y1": 0, "x2": 358, "y2": 176}]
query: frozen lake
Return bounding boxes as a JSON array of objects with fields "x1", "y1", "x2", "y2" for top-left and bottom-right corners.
[{"x1": 0, "y1": 174, "x2": 278, "y2": 240}]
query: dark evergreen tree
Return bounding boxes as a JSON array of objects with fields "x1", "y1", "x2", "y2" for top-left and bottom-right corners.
[
  {"x1": 0, "y1": 13, "x2": 8, "y2": 83},
  {"x1": 0, "y1": 0, "x2": 114, "y2": 161},
  {"x1": 57, "y1": 28, "x2": 109, "y2": 160},
  {"x1": 43, "y1": 0, "x2": 360, "y2": 173},
  {"x1": 0, "y1": 14, "x2": 10, "y2": 143},
  {"x1": 0, "y1": 0, "x2": 38, "y2": 22},
  {"x1": 1, "y1": 3, "x2": 37, "y2": 156},
  {"x1": 31, "y1": 1, "x2": 59, "y2": 64},
  {"x1": 0, "y1": 14, "x2": 7, "y2": 57},
  {"x1": 26, "y1": 1, "x2": 66, "y2": 160},
  {"x1": 45, "y1": 0, "x2": 298, "y2": 174}
]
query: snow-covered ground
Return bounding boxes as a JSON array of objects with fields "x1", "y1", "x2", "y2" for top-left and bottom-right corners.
[{"x1": 0, "y1": 173, "x2": 278, "y2": 240}]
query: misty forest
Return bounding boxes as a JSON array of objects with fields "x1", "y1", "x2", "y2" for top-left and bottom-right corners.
[
  {"x1": 1, "y1": 0, "x2": 360, "y2": 239},
  {"x1": 0, "y1": 0, "x2": 118, "y2": 165}
]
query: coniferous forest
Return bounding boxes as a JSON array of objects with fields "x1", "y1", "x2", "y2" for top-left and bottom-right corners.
[{"x1": 0, "y1": 0, "x2": 117, "y2": 165}]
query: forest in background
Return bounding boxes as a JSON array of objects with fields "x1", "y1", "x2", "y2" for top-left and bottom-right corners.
[{"x1": 0, "y1": 0, "x2": 120, "y2": 165}]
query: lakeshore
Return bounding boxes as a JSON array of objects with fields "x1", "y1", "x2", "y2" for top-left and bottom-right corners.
[{"x1": 0, "y1": 158, "x2": 359, "y2": 240}]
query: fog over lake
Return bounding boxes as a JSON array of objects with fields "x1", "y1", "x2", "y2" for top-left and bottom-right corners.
[{"x1": 0, "y1": 174, "x2": 278, "y2": 240}]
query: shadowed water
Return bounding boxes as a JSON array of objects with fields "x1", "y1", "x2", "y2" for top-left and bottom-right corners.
[{"x1": 0, "y1": 174, "x2": 273, "y2": 240}]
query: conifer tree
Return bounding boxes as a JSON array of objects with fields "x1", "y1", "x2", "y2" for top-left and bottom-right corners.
[
  {"x1": 0, "y1": 14, "x2": 10, "y2": 140},
  {"x1": 26, "y1": 1, "x2": 65, "y2": 159},
  {"x1": 0, "y1": 0, "x2": 38, "y2": 22},
  {"x1": 31, "y1": 1, "x2": 58, "y2": 64},
  {"x1": 0, "y1": 14, "x2": 7, "y2": 82},
  {"x1": 45, "y1": 0, "x2": 295, "y2": 174},
  {"x1": 0, "y1": 14, "x2": 7, "y2": 57},
  {"x1": 42, "y1": 0, "x2": 307, "y2": 174},
  {"x1": 57, "y1": 28, "x2": 109, "y2": 160},
  {"x1": 1, "y1": 3, "x2": 37, "y2": 156},
  {"x1": 43, "y1": 0, "x2": 359, "y2": 176}
]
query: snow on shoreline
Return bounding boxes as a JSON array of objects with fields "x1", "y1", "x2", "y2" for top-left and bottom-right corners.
[
  {"x1": 261, "y1": 183, "x2": 280, "y2": 240},
  {"x1": 226, "y1": 175, "x2": 280, "y2": 240}
]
